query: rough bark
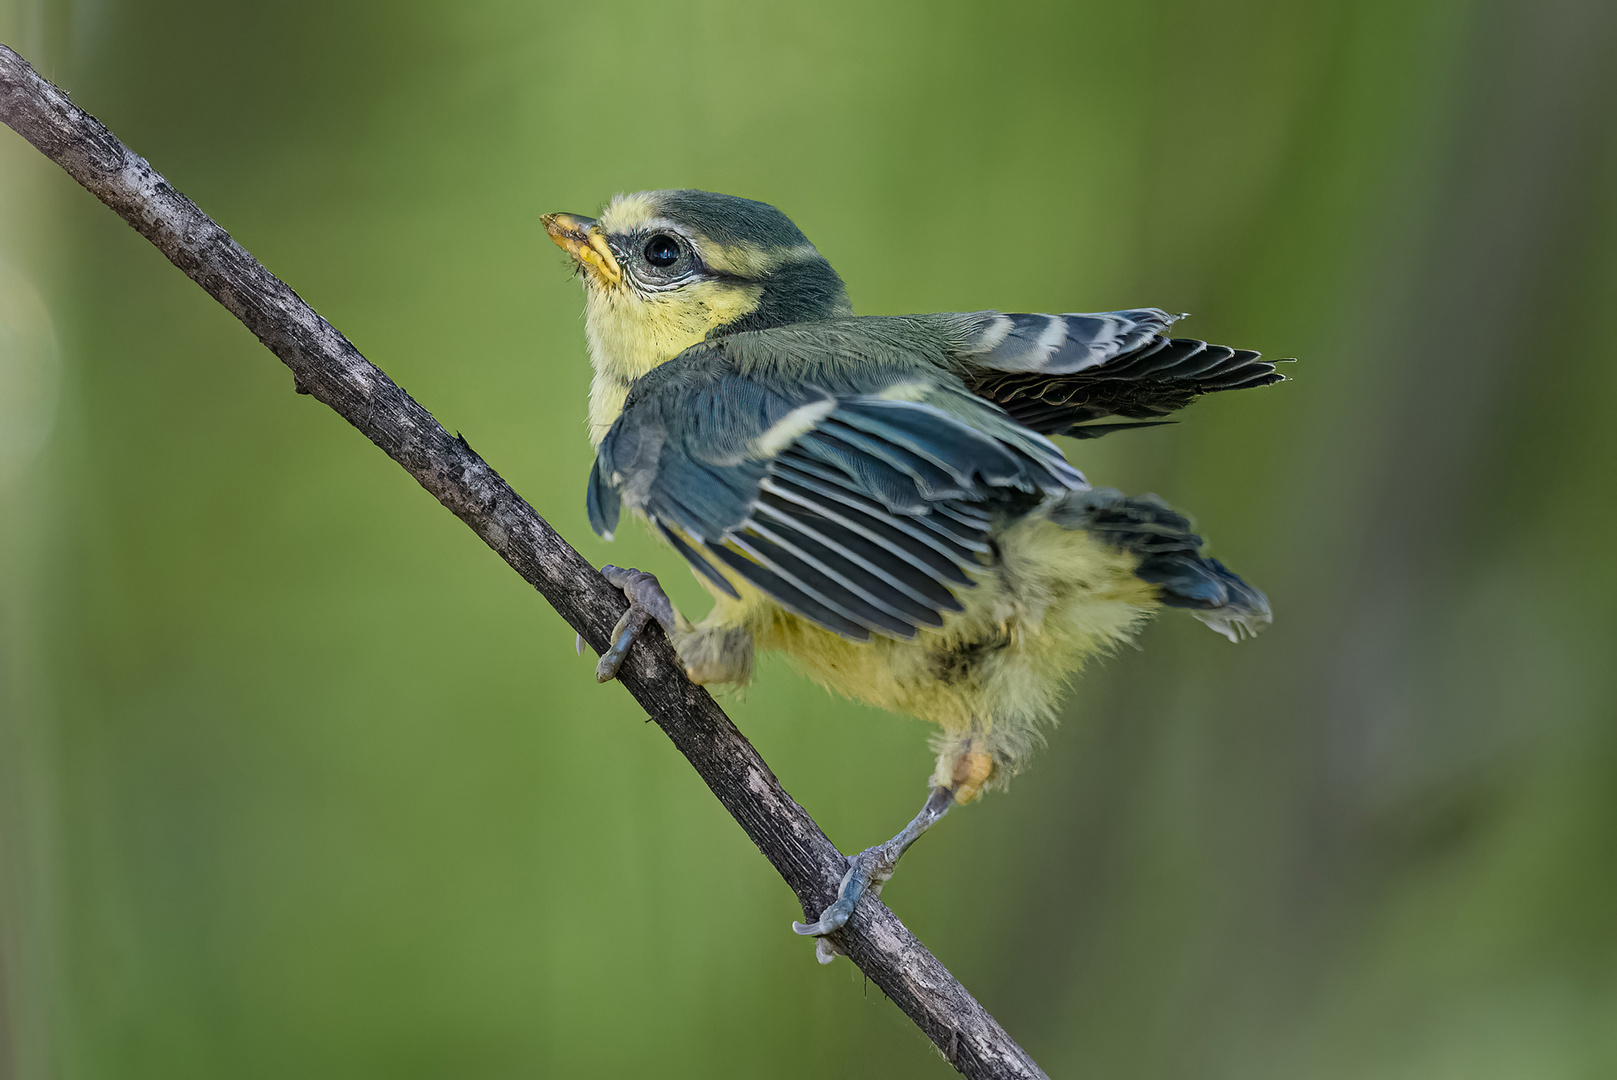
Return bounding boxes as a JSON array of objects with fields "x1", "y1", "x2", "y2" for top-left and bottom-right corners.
[{"x1": 0, "y1": 43, "x2": 1046, "y2": 1080}]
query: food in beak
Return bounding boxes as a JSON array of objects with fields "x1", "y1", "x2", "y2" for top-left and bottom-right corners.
[{"x1": 542, "y1": 213, "x2": 622, "y2": 286}]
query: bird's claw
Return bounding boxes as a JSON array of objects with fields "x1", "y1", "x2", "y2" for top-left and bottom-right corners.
[
  {"x1": 812, "y1": 936, "x2": 845, "y2": 964},
  {"x1": 594, "y1": 565, "x2": 678, "y2": 682},
  {"x1": 791, "y1": 844, "x2": 899, "y2": 961},
  {"x1": 790, "y1": 785, "x2": 954, "y2": 963}
]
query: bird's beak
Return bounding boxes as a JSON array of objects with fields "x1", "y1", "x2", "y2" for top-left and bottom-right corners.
[{"x1": 541, "y1": 212, "x2": 623, "y2": 287}]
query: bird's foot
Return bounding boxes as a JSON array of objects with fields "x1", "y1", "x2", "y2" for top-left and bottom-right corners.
[
  {"x1": 594, "y1": 565, "x2": 679, "y2": 683},
  {"x1": 793, "y1": 844, "x2": 897, "y2": 933},
  {"x1": 792, "y1": 785, "x2": 955, "y2": 964}
]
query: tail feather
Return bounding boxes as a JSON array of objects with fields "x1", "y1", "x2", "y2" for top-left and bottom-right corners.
[{"x1": 1051, "y1": 488, "x2": 1271, "y2": 641}]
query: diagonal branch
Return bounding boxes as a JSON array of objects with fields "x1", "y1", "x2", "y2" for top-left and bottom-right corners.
[{"x1": 0, "y1": 44, "x2": 1046, "y2": 1079}]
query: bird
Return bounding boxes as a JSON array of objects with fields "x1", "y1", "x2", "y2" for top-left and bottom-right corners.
[{"x1": 542, "y1": 189, "x2": 1281, "y2": 962}]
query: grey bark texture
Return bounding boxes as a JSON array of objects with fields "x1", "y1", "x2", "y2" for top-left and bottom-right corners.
[{"x1": 0, "y1": 43, "x2": 1047, "y2": 1080}]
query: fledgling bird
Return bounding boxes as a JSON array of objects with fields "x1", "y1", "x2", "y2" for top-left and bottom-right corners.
[{"x1": 543, "y1": 190, "x2": 1280, "y2": 961}]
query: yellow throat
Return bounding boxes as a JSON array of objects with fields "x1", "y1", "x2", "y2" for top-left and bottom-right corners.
[{"x1": 581, "y1": 278, "x2": 763, "y2": 445}]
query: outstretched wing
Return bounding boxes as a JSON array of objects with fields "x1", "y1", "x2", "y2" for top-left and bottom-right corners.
[
  {"x1": 588, "y1": 350, "x2": 1085, "y2": 642},
  {"x1": 944, "y1": 309, "x2": 1286, "y2": 438}
]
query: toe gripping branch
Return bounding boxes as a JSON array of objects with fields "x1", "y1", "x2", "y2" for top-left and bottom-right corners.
[
  {"x1": 793, "y1": 785, "x2": 956, "y2": 964},
  {"x1": 593, "y1": 566, "x2": 680, "y2": 683}
]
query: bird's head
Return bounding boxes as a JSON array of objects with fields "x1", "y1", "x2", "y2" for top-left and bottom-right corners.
[{"x1": 543, "y1": 190, "x2": 851, "y2": 385}]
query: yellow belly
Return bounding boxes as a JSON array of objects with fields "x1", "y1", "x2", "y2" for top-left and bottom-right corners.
[{"x1": 692, "y1": 513, "x2": 1161, "y2": 787}]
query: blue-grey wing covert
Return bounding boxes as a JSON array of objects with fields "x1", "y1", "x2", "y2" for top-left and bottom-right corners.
[{"x1": 588, "y1": 352, "x2": 1085, "y2": 642}]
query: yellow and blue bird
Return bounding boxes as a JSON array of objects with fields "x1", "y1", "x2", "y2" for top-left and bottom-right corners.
[{"x1": 544, "y1": 190, "x2": 1280, "y2": 960}]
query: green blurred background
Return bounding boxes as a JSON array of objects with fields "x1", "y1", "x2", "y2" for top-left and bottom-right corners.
[{"x1": 3, "y1": 0, "x2": 1616, "y2": 1075}]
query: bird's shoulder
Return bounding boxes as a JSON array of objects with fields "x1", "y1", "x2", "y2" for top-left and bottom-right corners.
[{"x1": 633, "y1": 314, "x2": 984, "y2": 400}]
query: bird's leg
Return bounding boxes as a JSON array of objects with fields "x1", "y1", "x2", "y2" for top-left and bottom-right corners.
[
  {"x1": 593, "y1": 565, "x2": 681, "y2": 683},
  {"x1": 792, "y1": 784, "x2": 956, "y2": 963},
  {"x1": 675, "y1": 620, "x2": 755, "y2": 686}
]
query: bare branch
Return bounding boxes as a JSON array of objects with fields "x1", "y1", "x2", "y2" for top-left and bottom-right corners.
[{"x1": 0, "y1": 44, "x2": 1047, "y2": 1079}]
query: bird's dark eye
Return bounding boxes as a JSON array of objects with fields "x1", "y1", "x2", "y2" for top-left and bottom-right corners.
[{"x1": 643, "y1": 234, "x2": 681, "y2": 268}]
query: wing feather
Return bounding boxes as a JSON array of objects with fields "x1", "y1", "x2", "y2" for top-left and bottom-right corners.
[
  {"x1": 744, "y1": 517, "x2": 944, "y2": 630},
  {"x1": 592, "y1": 347, "x2": 1084, "y2": 638},
  {"x1": 702, "y1": 542, "x2": 874, "y2": 639},
  {"x1": 952, "y1": 310, "x2": 1286, "y2": 436},
  {"x1": 763, "y1": 469, "x2": 978, "y2": 587},
  {"x1": 655, "y1": 520, "x2": 740, "y2": 599},
  {"x1": 753, "y1": 495, "x2": 962, "y2": 614}
]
